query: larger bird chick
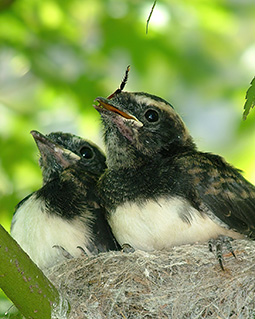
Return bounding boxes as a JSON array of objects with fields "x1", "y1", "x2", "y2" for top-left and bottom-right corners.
[
  {"x1": 94, "y1": 90, "x2": 255, "y2": 269},
  {"x1": 11, "y1": 131, "x2": 119, "y2": 271}
]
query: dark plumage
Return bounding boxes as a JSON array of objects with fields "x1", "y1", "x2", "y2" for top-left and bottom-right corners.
[
  {"x1": 11, "y1": 130, "x2": 119, "y2": 270},
  {"x1": 94, "y1": 91, "x2": 255, "y2": 268}
]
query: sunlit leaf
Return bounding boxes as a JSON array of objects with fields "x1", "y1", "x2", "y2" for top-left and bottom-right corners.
[{"x1": 243, "y1": 77, "x2": 255, "y2": 120}]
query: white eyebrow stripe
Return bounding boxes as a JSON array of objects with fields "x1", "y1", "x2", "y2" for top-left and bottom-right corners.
[
  {"x1": 134, "y1": 95, "x2": 176, "y2": 115},
  {"x1": 134, "y1": 95, "x2": 157, "y2": 105}
]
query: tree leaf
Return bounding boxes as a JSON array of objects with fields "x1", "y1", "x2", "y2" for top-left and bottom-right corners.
[{"x1": 243, "y1": 77, "x2": 255, "y2": 120}]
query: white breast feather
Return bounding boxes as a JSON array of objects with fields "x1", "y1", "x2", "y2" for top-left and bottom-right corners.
[
  {"x1": 11, "y1": 194, "x2": 93, "y2": 270},
  {"x1": 108, "y1": 196, "x2": 243, "y2": 251}
]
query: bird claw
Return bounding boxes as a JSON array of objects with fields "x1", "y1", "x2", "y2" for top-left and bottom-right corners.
[
  {"x1": 208, "y1": 236, "x2": 236, "y2": 271},
  {"x1": 53, "y1": 245, "x2": 73, "y2": 259},
  {"x1": 77, "y1": 245, "x2": 95, "y2": 256},
  {"x1": 121, "y1": 243, "x2": 135, "y2": 253}
]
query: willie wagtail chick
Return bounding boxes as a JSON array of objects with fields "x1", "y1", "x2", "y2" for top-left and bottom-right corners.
[
  {"x1": 11, "y1": 131, "x2": 119, "y2": 270},
  {"x1": 94, "y1": 89, "x2": 255, "y2": 269}
]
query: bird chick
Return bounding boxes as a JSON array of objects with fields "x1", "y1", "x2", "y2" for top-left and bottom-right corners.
[
  {"x1": 94, "y1": 91, "x2": 255, "y2": 269},
  {"x1": 11, "y1": 131, "x2": 119, "y2": 271}
]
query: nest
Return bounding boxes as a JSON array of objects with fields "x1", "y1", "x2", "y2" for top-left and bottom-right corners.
[{"x1": 47, "y1": 239, "x2": 255, "y2": 319}]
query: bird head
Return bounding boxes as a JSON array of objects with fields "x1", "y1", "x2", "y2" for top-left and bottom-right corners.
[
  {"x1": 94, "y1": 91, "x2": 195, "y2": 167},
  {"x1": 31, "y1": 131, "x2": 106, "y2": 184}
]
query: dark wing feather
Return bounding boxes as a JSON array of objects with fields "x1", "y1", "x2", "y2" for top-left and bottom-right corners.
[
  {"x1": 14, "y1": 193, "x2": 34, "y2": 213},
  {"x1": 11, "y1": 193, "x2": 34, "y2": 233},
  {"x1": 180, "y1": 152, "x2": 255, "y2": 238}
]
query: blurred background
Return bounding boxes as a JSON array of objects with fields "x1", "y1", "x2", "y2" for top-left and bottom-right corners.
[{"x1": 0, "y1": 0, "x2": 255, "y2": 316}]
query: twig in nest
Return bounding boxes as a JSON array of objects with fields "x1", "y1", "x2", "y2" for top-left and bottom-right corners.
[{"x1": 146, "y1": 0, "x2": 157, "y2": 34}]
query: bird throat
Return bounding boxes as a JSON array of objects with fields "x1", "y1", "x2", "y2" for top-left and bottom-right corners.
[{"x1": 110, "y1": 116, "x2": 135, "y2": 143}]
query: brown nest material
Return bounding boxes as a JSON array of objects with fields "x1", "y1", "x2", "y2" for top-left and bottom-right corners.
[{"x1": 47, "y1": 239, "x2": 255, "y2": 319}]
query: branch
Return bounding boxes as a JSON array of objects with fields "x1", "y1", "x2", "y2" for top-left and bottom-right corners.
[{"x1": 0, "y1": 225, "x2": 69, "y2": 319}]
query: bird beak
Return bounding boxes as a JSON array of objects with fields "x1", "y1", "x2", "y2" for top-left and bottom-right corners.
[
  {"x1": 94, "y1": 97, "x2": 139, "y2": 122},
  {"x1": 30, "y1": 130, "x2": 80, "y2": 169}
]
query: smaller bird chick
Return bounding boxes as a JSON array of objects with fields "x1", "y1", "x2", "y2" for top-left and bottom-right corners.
[{"x1": 11, "y1": 131, "x2": 119, "y2": 271}]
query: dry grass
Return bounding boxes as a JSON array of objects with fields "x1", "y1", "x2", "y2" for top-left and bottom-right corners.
[{"x1": 47, "y1": 239, "x2": 255, "y2": 319}]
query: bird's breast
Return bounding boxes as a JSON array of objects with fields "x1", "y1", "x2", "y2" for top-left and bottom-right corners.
[
  {"x1": 11, "y1": 194, "x2": 93, "y2": 270},
  {"x1": 108, "y1": 196, "x2": 242, "y2": 251}
]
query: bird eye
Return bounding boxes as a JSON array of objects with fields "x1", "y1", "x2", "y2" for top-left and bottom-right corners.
[
  {"x1": 79, "y1": 146, "x2": 94, "y2": 159},
  {"x1": 145, "y1": 109, "x2": 159, "y2": 122}
]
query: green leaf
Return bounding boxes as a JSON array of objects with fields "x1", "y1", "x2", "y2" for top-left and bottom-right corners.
[{"x1": 243, "y1": 77, "x2": 255, "y2": 120}]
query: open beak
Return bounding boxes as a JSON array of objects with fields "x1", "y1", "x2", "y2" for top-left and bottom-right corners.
[
  {"x1": 31, "y1": 130, "x2": 80, "y2": 169},
  {"x1": 94, "y1": 97, "x2": 138, "y2": 121}
]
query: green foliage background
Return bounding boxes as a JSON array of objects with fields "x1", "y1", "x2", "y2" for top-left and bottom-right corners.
[{"x1": 0, "y1": 0, "x2": 255, "y2": 316}]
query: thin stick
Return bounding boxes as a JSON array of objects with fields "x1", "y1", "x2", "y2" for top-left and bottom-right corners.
[
  {"x1": 120, "y1": 65, "x2": 130, "y2": 91},
  {"x1": 146, "y1": 0, "x2": 157, "y2": 34},
  {"x1": 108, "y1": 65, "x2": 131, "y2": 99}
]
